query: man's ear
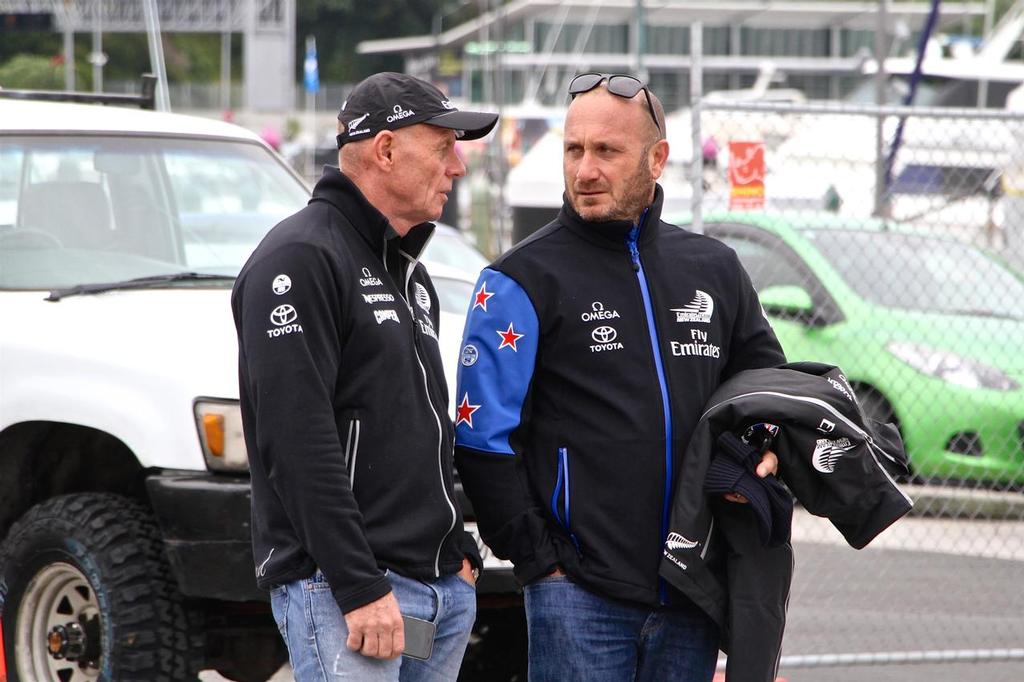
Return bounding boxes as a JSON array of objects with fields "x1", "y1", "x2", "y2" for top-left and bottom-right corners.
[
  {"x1": 370, "y1": 131, "x2": 396, "y2": 170},
  {"x1": 649, "y1": 139, "x2": 670, "y2": 180}
]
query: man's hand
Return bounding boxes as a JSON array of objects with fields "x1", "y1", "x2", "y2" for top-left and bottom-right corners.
[
  {"x1": 723, "y1": 449, "x2": 779, "y2": 504},
  {"x1": 344, "y1": 591, "x2": 405, "y2": 659},
  {"x1": 458, "y1": 557, "x2": 477, "y2": 587}
]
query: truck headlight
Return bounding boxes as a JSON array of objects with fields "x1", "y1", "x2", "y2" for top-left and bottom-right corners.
[
  {"x1": 194, "y1": 399, "x2": 249, "y2": 472},
  {"x1": 887, "y1": 342, "x2": 1019, "y2": 391}
]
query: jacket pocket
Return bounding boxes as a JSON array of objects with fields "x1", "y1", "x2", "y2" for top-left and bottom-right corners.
[
  {"x1": 550, "y1": 447, "x2": 582, "y2": 554},
  {"x1": 342, "y1": 414, "x2": 362, "y2": 490}
]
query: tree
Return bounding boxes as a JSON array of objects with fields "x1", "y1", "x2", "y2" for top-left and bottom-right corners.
[
  {"x1": 0, "y1": 54, "x2": 65, "y2": 89},
  {"x1": 296, "y1": 0, "x2": 481, "y2": 82}
]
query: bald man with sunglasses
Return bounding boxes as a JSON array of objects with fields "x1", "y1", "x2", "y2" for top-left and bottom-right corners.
[{"x1": 454, "y1": 74, "x2": 786, "y2": 681}]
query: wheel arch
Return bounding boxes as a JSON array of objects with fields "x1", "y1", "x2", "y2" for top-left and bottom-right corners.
[
  {"x1": 0, "y1": 421, "x2": 147, "y2": 538},
  {"x1": 848, "y1": 381, "x2": 902, "y2": 430}
]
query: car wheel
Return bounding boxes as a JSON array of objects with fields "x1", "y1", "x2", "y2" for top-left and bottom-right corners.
[
  {"x1": 850, "y1": 383, "x2": 918, "y2": 482},
  {"x1": 0, "y1": 493, "x2": 200, "y2": 682},
  {"x1": 850, "y1": 383, "x2": 898, "y2": 429},
  {"x1": 211, "y1": 634, "x2": 288, "y2": 682},
  {"x1": 458, "y1": 605, "x2": 528, "y2": 681}
]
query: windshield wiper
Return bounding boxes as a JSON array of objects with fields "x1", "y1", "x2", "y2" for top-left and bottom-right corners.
[{"x1": 46, "y1": 272, "x2": 235, "y2": 302}]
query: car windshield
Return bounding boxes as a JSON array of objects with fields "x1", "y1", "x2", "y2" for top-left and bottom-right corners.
[
  {"x1": 805, "y1": 229, "x2": 1024, "y2": 320},
  {"x1": 0, "y1": 135, "x2": 309, "y2": 290},
  {"x1": 423, "y1": 228, "x2": 488, "y2": 274},
  {"x1": 432, "y1": 275, "x2": 474, "y2": 315}
]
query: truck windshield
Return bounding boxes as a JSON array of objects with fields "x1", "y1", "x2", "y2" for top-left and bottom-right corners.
[{"x1": 0, "y1": 136, "x2": 310, "y2": 290}]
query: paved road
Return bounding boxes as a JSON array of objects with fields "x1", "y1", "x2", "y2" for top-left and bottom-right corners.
[
  {"x1": 760, "y1": 502, "x2": 1024, "y2": 682},
  {"x1": 205, "y1": 495, "x2": 1024, "y2": 682}
]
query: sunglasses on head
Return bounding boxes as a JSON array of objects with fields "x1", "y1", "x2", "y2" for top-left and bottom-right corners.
[{"x1": 568, "y1": 73, "x2": 661, "y2": 135}]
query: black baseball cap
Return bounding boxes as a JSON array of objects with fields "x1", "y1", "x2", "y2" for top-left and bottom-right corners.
[{"x1": 336, "y1": 72, "x2": 498, "y2": 148}]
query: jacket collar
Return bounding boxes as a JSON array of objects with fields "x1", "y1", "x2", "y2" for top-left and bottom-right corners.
[
  {"x1": 309, "y1": 166, "x2": 434, "y2": 262},
  {"x1": 558, "y1": 184, "x2": 665, "y2": 250}
]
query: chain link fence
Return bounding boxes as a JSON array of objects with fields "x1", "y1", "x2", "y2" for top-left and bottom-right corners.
[{"x1": 678, "y1": 100, "x2": 1024, "y2": 675}]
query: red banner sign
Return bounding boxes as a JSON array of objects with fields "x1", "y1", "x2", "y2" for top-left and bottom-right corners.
[
  {"x1": 728, "y1": 141, "x2": 766, "y2": 210},
  {"x1": 0, "y1": 616, "x2": 6, "y2": 682}
]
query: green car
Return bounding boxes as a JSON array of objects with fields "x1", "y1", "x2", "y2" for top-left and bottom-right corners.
[{"x1": 678, "y1": 212, "x2": 1024, "y2": 487}]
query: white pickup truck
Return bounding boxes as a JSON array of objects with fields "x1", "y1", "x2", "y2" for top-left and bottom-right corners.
[{"x1": 0, "y1": 89, "x2": 521, "y2": 682}]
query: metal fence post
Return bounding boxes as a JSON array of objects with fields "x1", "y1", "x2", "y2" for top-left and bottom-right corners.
[{"x1": 690, "y1": 20, "x2": 703, "y2": 234}]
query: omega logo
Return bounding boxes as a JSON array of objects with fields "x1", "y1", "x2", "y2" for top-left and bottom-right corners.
[{"x1": 581, "y1": 301, "x2": 621, "y2": 322}]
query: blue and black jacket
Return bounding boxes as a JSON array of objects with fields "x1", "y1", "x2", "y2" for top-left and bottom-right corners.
[{"x1": 454, "y1": 186, "x2": 785, "y2": 606}]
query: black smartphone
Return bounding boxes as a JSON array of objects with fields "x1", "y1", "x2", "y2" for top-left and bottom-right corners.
[{"x1": 401, "y1": 615, "x2": 436, "y2": 661}]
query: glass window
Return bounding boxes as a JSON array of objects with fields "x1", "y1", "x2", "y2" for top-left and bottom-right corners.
[
  {"x1": 0, "y1": 147, "x2": 23, "y2": 227},
  {"x1": 423, "y1": 228, "x2": 488, "y2": 273},
  {"x1": 719, "y1": 234, "x2": 806, "y2": 292},
  {"x1": 163, "y1": 142, "x2": 310, "y2": 271},
  {"x1": 432, "y1": 275, "x2": 475, "y2": 315},
  {"x1": 891, "y1": 164, "x2": 1001, "y2": 197},
  {"x1": 742, "y1": 28, "x2": 829, "y2": 57},
  {"x1": 0, "y1": 136, "x2": 308, "y2": 289},
  {"x1": 806, "y1": 230, "x2": 1024, "y2": 320}
]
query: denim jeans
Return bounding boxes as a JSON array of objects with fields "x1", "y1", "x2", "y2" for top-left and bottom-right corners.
[
  {"x1": 523, "y1": 575, "x2": 718, "y2": 682},
  {"x1": 269, "y1": 569, "x2": 476, "y2": 682}
]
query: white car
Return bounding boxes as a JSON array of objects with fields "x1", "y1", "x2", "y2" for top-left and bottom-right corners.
[{"x1": 0, "y1": 93, "x2": 516, "y2": 682}]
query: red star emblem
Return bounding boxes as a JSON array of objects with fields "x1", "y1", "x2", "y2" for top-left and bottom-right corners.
[
  {"x1": 455, "y1": 393, "x2": 481, "y2": 428},
  {"x1": 496, "y1": 322, "x2": 524, "y2": 351},
  {"x1": 473, "y1": 282, "x2": 494, "y2": 311}
]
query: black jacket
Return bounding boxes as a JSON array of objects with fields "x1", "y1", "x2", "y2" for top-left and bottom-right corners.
[
  {"x1": 232, "y1": 167, "x2": 477, "y2": 614},
  {"x1": 660, "y1": 361, "x2": 914, "y2": 682},
  {"x1": 454, "y1": 186, "x2": 785, "y2": 606}
]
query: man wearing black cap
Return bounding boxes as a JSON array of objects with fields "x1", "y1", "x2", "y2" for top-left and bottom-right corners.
[
  {"x1": 231, "y1": 72, "x2": 497, "y2": 681},
  {"x1": 454, "y1": 74, "x2": 785, "y2": 681}
]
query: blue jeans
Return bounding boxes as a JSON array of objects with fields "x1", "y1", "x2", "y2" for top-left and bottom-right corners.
[
  {"x1": 524, "y1": 575, "x2": 718, "y2": 682},
  {"x1": 269, "y1": 569, "x2": 476, "y2": 682}
]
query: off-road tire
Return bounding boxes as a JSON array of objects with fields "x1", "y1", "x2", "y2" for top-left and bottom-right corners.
[{"x1": 0, "y1": 492, "x2": 199, "y2": 681}]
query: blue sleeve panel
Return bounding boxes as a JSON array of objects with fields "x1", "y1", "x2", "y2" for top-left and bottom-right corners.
[{"x1": 455, "y1": 268, "x2": 539, "y2": 455}]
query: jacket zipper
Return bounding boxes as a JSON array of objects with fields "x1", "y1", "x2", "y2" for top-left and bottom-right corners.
[
  {"x1": 626, "y1": 219, "x2": 673, "y2": 605},
  {"x1": 701, "y1": 390, "x2": 913, "y2": 506},
  {"x1": 550, "y1": 447, "x2": 582, "y2": 554},
  {"x1": 398, "y1": 245, "x2": 457, "y2": 578},
  {"x1": 344, "y1": 418, "x2": 361, "y2": 490}
]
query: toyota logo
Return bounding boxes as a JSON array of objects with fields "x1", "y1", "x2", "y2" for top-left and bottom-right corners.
[
  {"x1": 270, "y1": 304, "x2": 297, "y2": 326},
  {"x1": 591, "y1": 326, "x2": 617, "y2": 343}
]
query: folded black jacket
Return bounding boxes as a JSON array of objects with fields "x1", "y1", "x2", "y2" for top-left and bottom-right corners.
[{"x1": 660, "y1": 361, "x2": 914, "y2": 682}]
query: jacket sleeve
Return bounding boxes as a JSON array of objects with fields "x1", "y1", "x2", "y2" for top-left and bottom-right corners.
[
  {"x1": 722, "y1": 253, "x2": 787, "y2": 378},
  {"x1": 454, "y1": 268, "x2": 559, "y2": 584},
  {"x1": 235, "y1": 242, "x2": 390, "y2": 613}
]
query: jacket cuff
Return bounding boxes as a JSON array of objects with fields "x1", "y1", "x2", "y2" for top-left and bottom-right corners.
[
  {"x1": 511, "y1": 549, "x2": 560, "y2": 586},
  {"x1": 333, "y1": 575, "x2": 392, "y2": 614},
  {"x1": 460, "y1": 531, "x2": 484, "y2": 575}
]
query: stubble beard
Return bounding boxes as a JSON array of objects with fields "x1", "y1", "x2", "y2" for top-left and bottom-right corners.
[{"x1": 570, "y1": 152, "x2": 655, "y2": 224}]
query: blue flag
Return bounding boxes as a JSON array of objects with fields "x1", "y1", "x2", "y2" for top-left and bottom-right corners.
[{"x1": 304, "y1": 40, "x2": 319, "y2": 94}]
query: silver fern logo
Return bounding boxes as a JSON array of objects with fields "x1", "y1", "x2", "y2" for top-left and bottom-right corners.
[
  {"x1": 671, "y1": 290, "x2": 714, "y2": 323},
  {"x1": 347, "y1": 112, "x2": 370, "y2": 133},
  {"x1": 414, "y1": 282, "x2": 431, "y2": 312},
  {"x1": 665, "y1": 532, "x2": 699, "y2": 552},
  {"x1": 812, "y1": 437, "x2": 854, "y2": 473}
]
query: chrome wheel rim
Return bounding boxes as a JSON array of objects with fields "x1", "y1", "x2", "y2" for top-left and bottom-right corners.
[{"x1": 15, "y1": 562, "x2": 102, "y2": 682}]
